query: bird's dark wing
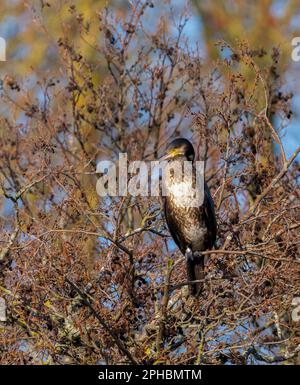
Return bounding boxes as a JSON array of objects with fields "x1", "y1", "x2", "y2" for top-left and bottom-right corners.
[
  {"x1": 163, "y1": 197, "x2": 186, "y2": 254},
  {"x1": 202, "y1": 182, "x2": 217, "y2": 248},
  {"x1": 186, "y1": 182, "x2": 216, "y2": 296}
]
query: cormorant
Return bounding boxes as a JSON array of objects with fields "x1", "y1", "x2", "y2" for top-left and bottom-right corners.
[{"x1": 160, "y1": 138, "x2": 217, "y2": 296}]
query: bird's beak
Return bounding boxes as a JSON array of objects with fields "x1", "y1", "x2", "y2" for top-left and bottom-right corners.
[
  {"x1": 159, "y1": 148, "x2": 184, "y2": 161},
  {"x1": 159, "y1": 153, "x2": 173, "y2": 161}
]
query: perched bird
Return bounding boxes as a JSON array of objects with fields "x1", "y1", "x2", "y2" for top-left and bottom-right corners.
[{"x1": 160, "y1": 138, "x2": 217, "y2": 296}]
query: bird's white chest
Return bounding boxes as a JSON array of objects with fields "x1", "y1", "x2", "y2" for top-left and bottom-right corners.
[
  {"x1": 166, "y1": 181, "x2": 207, "y2": 250},
  {"x1": 167, "y1": 181, "x2": 198, "y2": 208},
  {"x1": 184, "y1": 223, "x2": 206, "y2": 250}
]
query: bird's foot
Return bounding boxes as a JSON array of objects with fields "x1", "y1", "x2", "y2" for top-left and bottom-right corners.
[
  {"x1": 185, "y1": 249, "x2": 202, "y2": 261},
  {"x1": 186, "y1": 248, "x2": 194, "y2": 261},
  {"x1": 185, "y1": 247, "x2": 192, "y2": 261}
]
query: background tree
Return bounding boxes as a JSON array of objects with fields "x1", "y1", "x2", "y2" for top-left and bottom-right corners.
[{"x1": 192, "y1": 0, "x2": 300, "y2": 201}]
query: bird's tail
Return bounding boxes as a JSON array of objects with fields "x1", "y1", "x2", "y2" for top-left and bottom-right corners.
[{"x1": 186, "y1": 253, "x2": 205, "y2": 296}]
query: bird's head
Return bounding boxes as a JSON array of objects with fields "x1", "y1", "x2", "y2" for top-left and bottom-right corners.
[{"x1": 160, "y1": 138, "x2": 195, "y2": 162}]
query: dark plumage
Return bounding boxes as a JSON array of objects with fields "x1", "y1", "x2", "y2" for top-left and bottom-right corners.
[{"x1": 161, "y1": 138, "x2": 217, "y2": 296}]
